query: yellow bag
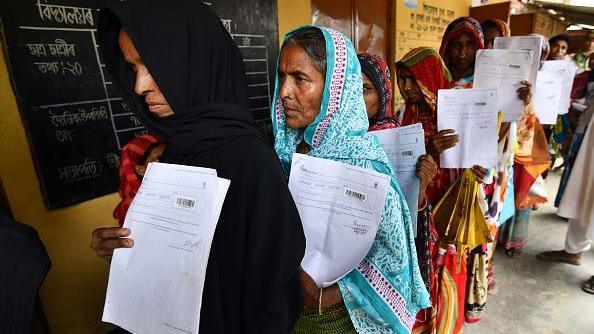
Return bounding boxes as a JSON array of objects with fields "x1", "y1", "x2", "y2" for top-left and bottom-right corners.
[{"x1": 432, "y1": 169, "x2": 492, "y2": 250}]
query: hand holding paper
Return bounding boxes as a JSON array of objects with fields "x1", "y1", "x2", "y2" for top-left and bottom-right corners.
[
  {"x1": 288, "y1": 154, "x2": 390, "y2": 288},
  {"x1": 473, "y1": 49, "x2": 533, "y2": 121},
  {"x1": 103, "y1": 162, "x2": 230, "y2": 334},
  {"x1": 372, "y1": 123, "x2": 426, "y2": 235},
  {"x1": 437, "y1": 88, "x2": 499, "y2": 169}
]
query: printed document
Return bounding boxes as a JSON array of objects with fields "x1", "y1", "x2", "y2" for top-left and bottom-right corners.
[
  {"x1": 534, "y1": 69, "x2": 563, "y2": 125},
  {"x1": 103, "y1": 162, "x2": 230, "y2": 334},
  {"x1": 493, "y1": 35, "x2": 543, "y2": 86},
  {"x1": 437, "y1": 88, "x2": 499, "y2": 169},
  {"x1": 372, "y1": 123, "x2": 425, "y2": 235},
  {"x1": 474, "y1": 49, "x2": 532, "y2": 121},
  {"x1": 288, "y1": 153, "x2": 390, "y2": 288},
  {"x1": 540, "y1": 60, "x2": 579, "y2": 114}
]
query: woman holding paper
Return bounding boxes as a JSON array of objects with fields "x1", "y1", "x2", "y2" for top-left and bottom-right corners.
[
  {"x1": 358, "y1": 51, "x2": 439, "y2": 333},
  {"x1": 393, "y1": 47, "x2": 466, "y2": 333},
  {"x1": 90, "y1": 2, "x2": 306, "y2": 333},
  {"x1": 274, "y1": 26, "x2": 430, "y2": 333},
  {"x1": 499, "y1": 35, "x2": 552, "y2": 258}
]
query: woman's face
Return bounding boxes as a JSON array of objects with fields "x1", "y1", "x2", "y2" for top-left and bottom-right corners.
[
  {"x1": 278, "y1": 43, "x2": 325, "y2": 129},
  {"x1": 118, "y1": 29, "x2": 174, "y2": 117},
  {"x1": 446, "y1": 32, "x2": 478, "y2": 75},
  {"x1": 483, "y1": 26, "x2": 501, "y2": 50},
  {"x1": 362, "y1": 73, "x2": 380, "y2": 119},
  {"x1": 549, "y1": 39, "x2": 568, "y2": 60},
  {"x1": 398, "y1": 67, "x2": 423, "y2": 104}
]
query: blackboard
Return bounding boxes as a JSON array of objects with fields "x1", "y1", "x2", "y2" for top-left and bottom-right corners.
[{"x1": 0, "y1": 0, "x2": 279, "y2": 209}]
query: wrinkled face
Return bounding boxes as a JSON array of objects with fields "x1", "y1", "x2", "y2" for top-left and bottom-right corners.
[
  {"x1": 446, "y1": 32, "x2": 478, "y2": 74},
  {"x1": 483, "y1": 26, "x2": 501, "y2": 50},
  {"x1": 398, "y1": 67, "x2": 423, "y2": 104},
  {"x1": 278, "y1": 43, "x2": 325, "y2": 129},
  {"x1": 118, "y1": 29, "x2": 174, "y2": 117},
  {"x1": 362, "y1": 73, "x2": 380, "y2": 119},
  {"x1": 549, "y1": 39, "x2": 568, "y2": 60}
]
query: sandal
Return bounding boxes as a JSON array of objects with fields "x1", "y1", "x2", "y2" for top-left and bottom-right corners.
[
  {"x1": 505, "y1": 248, "x2": 522, "y2": 258},
  {"x1": 582, "y1": 276, "x2": 594, "y2": 295},
  {"x1": 537, "y1": 250, "x2": 581, "y2": 265}
]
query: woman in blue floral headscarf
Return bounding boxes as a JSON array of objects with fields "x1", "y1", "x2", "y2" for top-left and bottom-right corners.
[{"x1": 272, "y1": 25, "x2": 430, "y2": 333}]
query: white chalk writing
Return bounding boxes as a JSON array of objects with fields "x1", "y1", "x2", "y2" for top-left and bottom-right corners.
[
  {"x1": 49, "y1": 106, "x2": 108, "y2": 127},
  {"x1": 34, "y1": 61, "x2": 82, "y2": 75},
  {"x1": 106, "y1": 152, "x2": 119, "y2": 169},
  {"x1": 57, "y1": 158, "x2": 101, "y2": 182},
  {"x1": 37, "y1": 0, "x2": 94, "y2": 26},
  {"x1": 55, "y1": 129, "x2": 75, "y2": 143}
]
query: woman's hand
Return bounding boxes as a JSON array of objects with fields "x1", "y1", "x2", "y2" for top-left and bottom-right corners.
[
  {"x1": 430, "y1": 129, "x2": 459, "y2": 157},
  {"x1": 91, "y1": 227, "x2": 133, "y2": 262},
  {"x1": 417, "y1": 154, "x2": 438, "y2": 192},
  {"x1": 471, "y1": 165, "x2": 488, "y2": 183},
  {"x1": 517, "y1": 80, "x2": 532, "y2": 106},
  {"x1": 299, "y1": 269, "x2": 342, "y2": 309}
]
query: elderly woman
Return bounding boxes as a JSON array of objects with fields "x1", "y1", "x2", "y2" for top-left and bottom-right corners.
[
  {"x1": 90, "y1": 1, "x2": 305, "y2": 333},
  {"x1": 273, "y1": 26, "x2": 430, "y2": 333}
]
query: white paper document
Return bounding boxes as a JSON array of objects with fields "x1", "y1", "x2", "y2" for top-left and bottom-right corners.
[
  {"x1": 540, "y1": 60, "x2": 579, "y2": 114},
  {"x1": 474, "y1": 49, "x2": 533, "y2": 121},
  {"x1": 103, "y1": 162, "x2": 230, "y2": 334},
  {"x1": 534, "y1": 69, "x2": 563, "y2": 125},
  {"x1": 437, "y1": 88, "x2": 499, "y2": 169},
  {"x1": 494, "y1": 35, "x2": 543, "y2": 86},
  {"x1": 288, "y1": 153, "x2": 390, "y2": 288},
  {"x1": 372, "y1": 123, "x2": 426, "y2": 236}
]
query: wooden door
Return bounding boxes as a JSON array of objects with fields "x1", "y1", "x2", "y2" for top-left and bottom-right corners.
[
  {"x1": 469, "y1": 1, "x2": 511, "y2": 24},
  {"x1": 312, "y1": 0, "x2": 392, "y2": 64}
]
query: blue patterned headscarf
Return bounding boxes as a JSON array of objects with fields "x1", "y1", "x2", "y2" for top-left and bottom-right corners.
[{"x1": 272, "y1": 25, "x2": 429, "y2": 333}]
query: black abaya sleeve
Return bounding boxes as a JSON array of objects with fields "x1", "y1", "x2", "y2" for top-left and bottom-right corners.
[{"x1": 241, "y1": 143, "x2": 305, "y2": 334}]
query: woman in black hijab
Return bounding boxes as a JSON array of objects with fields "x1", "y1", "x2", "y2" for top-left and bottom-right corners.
[{"x1": 90, "y1": 1, "x2": 305, "y2": 333}]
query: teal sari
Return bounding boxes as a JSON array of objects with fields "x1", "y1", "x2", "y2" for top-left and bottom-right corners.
[{"x1": 272, "y1": 26, "x2": 430, "y2": 333}]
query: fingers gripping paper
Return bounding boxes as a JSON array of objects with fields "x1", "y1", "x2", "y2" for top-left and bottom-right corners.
[
  {"x1": 103, "y1": 162, "x2": 230, "y2": 334},
  {"x1": 288, "y1": 154, "x2": 390, "y2": 288}
]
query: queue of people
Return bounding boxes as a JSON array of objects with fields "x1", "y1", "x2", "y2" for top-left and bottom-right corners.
[{"x1": 88, "y1": 1, "x2": 593, "y2": 333}]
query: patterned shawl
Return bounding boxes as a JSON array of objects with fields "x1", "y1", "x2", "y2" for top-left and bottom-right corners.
[
  {"x1": 113, "y1": 134, "x2": 162, "y2": 226},
  {"x1": 272, "y1": 26, "x2": 430, "y2": 333},
  {"x1": 395, "y1": 47, "x2": 454, "y2": 206},
  {"x1": 439, "y1": 17, "x2": 485, "y2": 69},
  {"x1": 358, "y1": 52, "x2": 397, "y2": 131}
]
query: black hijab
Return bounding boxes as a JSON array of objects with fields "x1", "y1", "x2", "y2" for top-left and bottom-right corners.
[
  {"x1": 98, "y1": 2, "x2": 304, "y2": 333},
  {"x1": 98, "y1": 0, "x2": 269, "y2": 154}
]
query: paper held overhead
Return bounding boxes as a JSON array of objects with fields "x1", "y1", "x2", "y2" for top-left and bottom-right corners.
[
  {"x1": 493, "y1": 35, "x2": 543, "y2": 86},
  {"x1": 103, "y1": 162, "x2": 230, "y2": 334},
  {"x1": 288, "y1": 154, "x2": 390, "y2": 288},
  {"x1": 540, "y1": 60, "x2": 579, "y2": 115},
  {"x1": 534, "y1": 69, "x2": 563, "y2": 125},
  {"x1": 437, "y1": 88, "x2": 499, "y2": 169},
  {"x1": 473, "y1": 49, "x2": 533, "y2": 122}
]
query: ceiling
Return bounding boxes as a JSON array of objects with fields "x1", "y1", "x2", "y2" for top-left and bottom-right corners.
[{"x1": 532, "y1": 0, "x2": 594, "y2": 27}]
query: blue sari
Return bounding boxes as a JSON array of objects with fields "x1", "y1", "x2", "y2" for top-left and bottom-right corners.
[{"x1": 272, "y1": 26, "x2": 430, "y2": 333}]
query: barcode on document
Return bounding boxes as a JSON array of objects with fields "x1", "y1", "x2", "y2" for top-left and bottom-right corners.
[
  {"x1": 401, "y1": 150, "x2": 414, "y2": 157},
  {"x1": 344, "y1": 187, "x2": 367, "y2": 202},
  {"x1": 175, "y1": 196, "x2": 196, "y2": 210}
]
